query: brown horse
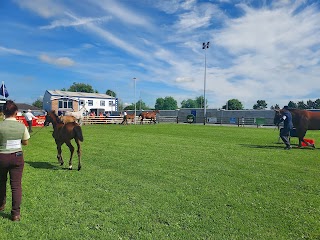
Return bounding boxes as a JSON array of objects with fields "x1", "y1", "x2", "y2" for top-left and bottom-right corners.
[
  {"x1": 59, "y1": 115, "x2": 76, "y2": 124},
  {"x1": 139, "y1": 110, "x2": 159, "y2": 124},
  {"x1": 44, "y1": 111, "x2": 84, "y2": 170},
  {"x1": 121, "y1": 113, "x2": 136, "y2": 125},
  {"x1": 274, "y1": 108, "x2": 318, "y2": 148}
]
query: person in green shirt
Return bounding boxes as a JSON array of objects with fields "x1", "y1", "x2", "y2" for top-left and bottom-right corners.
[{"x1": 0, "y1": 100, "x2": 30, "y2": 221}]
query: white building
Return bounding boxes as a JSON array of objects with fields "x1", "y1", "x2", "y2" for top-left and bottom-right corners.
[{"x1": 43, "y1": 90, "x2": 118, "y2": 115}]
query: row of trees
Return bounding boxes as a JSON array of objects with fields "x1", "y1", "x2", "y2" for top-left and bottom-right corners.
[{"x1": 31, "y1": 82, "x2": 320, "y2": 110}]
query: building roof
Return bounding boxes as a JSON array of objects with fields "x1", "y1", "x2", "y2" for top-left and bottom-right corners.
[
  {"x1": 16, "y1": 103, "x2": 41, "y2": 111},
  {"x1": 47, "y1": 90, "x2": 114, "y2": 99}
]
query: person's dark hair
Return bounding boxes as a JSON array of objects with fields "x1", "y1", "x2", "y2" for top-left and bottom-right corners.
[{"x1": 3, "y1": 100, "x2": 18, "y2": 117}]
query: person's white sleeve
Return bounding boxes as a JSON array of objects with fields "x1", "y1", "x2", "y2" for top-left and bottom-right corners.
[{"x1": 23, "y1": 126, "x2": 30, "y2": 140}]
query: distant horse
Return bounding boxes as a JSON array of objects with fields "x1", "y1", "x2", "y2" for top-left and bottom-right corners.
[
  {"x1": 59, "y1": 115, "x2": 76, "y2": 124},
  {"x1": 274, "y1": 108, "x2": 319, "y2": 148},
  {"x1": 44, "y1": 110, "x2": 84, "y2": 170},
  {"x1": 121, "y1": 113, "x2": 136, "y2": 125},
  {"x1": 139, "y1": 110, "x2": 159, "y2": 124},
  {"x1": 65, "y1": 106, "x2": 87, "y2": 125}
]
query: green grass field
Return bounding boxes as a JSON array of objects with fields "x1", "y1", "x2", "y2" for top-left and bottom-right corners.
[{"x1": 1, "y1": 124, "x2": 320, "y2": 239}]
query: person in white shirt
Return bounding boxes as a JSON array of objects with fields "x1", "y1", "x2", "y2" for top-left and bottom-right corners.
[
  {"x1": 121, "y1": 111, "x2": 128, "y2": 125},
  {"x1": 24, "y1": 109, "x2": 38, "y2": 133}
]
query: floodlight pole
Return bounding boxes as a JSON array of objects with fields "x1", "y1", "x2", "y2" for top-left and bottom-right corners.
[
  {"x1": 202, "y1": 42, "x2": 210, "y2": 125},
  {"x1": 133, "y1": 77, "x2": 137, "y2": 124}
]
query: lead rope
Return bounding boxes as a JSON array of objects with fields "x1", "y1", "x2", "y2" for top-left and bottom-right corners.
[{"x1": 30, "y1": 125, "x2": 46, "y2": 137}]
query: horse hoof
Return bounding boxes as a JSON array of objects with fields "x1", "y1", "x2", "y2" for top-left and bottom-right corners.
[
  {"x1": 312, "y1": 144, "x2": 315, "y2": 148},
  {"x1": 60, "y1": 163, "x2": 63, "y2": 166},
  {"x1": 78, "y1": 167, "x2": 81, "y2": 171},
  {"x1": 68, "y1": 166, "x2": 72, "y2": 170}
]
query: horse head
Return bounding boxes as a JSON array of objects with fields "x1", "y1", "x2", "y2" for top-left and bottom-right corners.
[
  {"x1": 44, "y1": 111, "x2": 52, "y2": 126},
  {"x1": 44, "y1": 110, "x2": 61, "y2": 126},
  {"x1": 273, "y1": 109, "x2": 283, "y2": 126}
]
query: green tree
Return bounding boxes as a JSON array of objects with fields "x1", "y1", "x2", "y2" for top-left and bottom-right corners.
[
  {"x1": 106, "y1": 89, "x2": 116, "y2": 97},
  {"x1": 270, "y1": 104, "x2": 280, "y2": 110},
  {"x1": 314, "y1": 99, "x2": 320, "y2": 109},
  {"x1": 155, "y1": 96, "x2": 178, "y2": 110},
  {"x1": 65, "y1": 82, "x2": 97, "y2": 93},
  {"x1": 181, "y1": 99, "x2": 197, "y2": 108},
  {"x1": 32, "y1": 98, "x2": 43, "y2": 109},
  {"x1": 223, "y1": 99, "x2": 243, "y2": 110},
  {"x1": 288, "y1": 101, "x2": 297, "y2": 108},
  {"x1": 297, "y1": 101, "x2": 307, "y2": 109},
  {"x1": 195, "y1": 96, "x2": 207, "y2": 108},
  {"x1": 307, "y1": 100, "x2": 315, "y2": 109},
  {"x1": 155, "y1": 98, "x2": 165, "y2": 110},
  {"x1": 124, "y1": 100, "x2": 150, "y2": 111},
  {"x1": 253, "y1": 100, "x2": 267, "y2": 110}
]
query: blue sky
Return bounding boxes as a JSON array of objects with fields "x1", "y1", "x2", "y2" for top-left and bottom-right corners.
[{"x1": 1, "y1": 0, "x2": 320, "y2": 109}]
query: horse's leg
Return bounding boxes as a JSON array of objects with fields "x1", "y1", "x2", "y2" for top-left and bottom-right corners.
[
  {"x1": 65, "y1": 141, "x2": 75, "y2": 170},
  {"x1": 297, "y1": 129, "x2": 310, "y2": 148},
  {"x1": 56, "y1": 141, "x2": 64, "y2": 166},
  {"x1": 75, "y1": 139, "x2": 82, "y2": 171}
]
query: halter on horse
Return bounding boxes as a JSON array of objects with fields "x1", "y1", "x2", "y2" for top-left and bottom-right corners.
[
  {"x1": 139, "y1": 110, "x2": 159, "y2": 124},
  {"x1": 64, "y1": 106, "x2": 87, "y2": 125},
  {"x1": 274, "y1": 108, "x2": 318, "y2": 148},
  {"x1": 44, "y1": 110, "x2": 84, "y2": 170}
]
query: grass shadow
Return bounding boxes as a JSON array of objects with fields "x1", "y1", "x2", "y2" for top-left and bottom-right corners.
[
  {"x1": 240, "y1": 144, "x2": 317, "y2": 150},
  {"x1": 0, "y1": 211, "x2": 11, "y2": 221},
  {"x1": 240, "y1": 144, "x2": 285, "y2": 150},
  {"x1": 25, "y1": 161, "x2": 59, "y2": 170}
]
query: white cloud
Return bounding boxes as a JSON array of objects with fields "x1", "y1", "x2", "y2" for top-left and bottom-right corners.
[
  {"x1": 13, "y1": 0, "x2": 64, "y2": 18},
  {"x1": 175, "y1": 77, "x2": 194, "y2": 83},
  {"x1": 0, "y1": 46, "x2": 25, "y2": 55},
  {"x1": 90, "y1": 0, "x2": 152, "y2": 28},
  {"x1": 39, "y1": 54, "x2": 75, "y2": 67},
  {"x1": 40, "y1": 15, "x2": 112, "y2": 29},
  {"x1": 173, "y1": 4, "x2": 223, "y2": 31}
]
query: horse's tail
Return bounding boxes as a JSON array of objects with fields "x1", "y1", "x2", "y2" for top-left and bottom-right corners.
[{"x1": 74, "y1": 125, "x2": 84, "y2": 142}]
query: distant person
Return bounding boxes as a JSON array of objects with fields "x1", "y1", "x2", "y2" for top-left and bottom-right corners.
[
  {"x1": 121, "y1": 111, "x2": 128, "y2": 125},
  {"x1": 24, "y1": 109, "x2": 38, "y2": 133},
  {"x1": 0, "y1": 100, "x2": 30, "y2": 221},
  {"x1": 278, "y1": 106, "x2": 293, "y2": 150}
]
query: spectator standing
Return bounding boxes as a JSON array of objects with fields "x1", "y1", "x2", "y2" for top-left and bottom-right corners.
[
  {"x1": 0, "y1": 100, "x2": 30, "y2": 221},
  {"x1": 24, "y1": 109, "x2": 38, "y2": 133}
]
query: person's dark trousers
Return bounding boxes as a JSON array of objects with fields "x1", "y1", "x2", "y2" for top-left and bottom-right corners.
[
  {"x1": 280, "y1": 128, "x2": 291, "y2": 147},
  {"x1": 27, "y1": 121, "x2": 32, "y2": 132},
  {"x1": 0, "y1": 152, "x2": 24, "y2": 217}
]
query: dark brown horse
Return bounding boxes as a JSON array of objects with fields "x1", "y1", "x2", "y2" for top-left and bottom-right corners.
[
  {"x1": 139, "y1": 110, "x2": 159, "y2": 124},
  {"x1": 274, "y1": 108, "x2": 319, "y2": 148},
  {"x1": 44, "y1": 111, "x2": 84, "y2": 170}
]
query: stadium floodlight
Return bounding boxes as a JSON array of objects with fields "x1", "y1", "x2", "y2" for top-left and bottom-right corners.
[
  {"x1": 133, "y1": 77, "x2": 137, "y2": 124},
  {"x1": 202, "y1": 42, "x2": 210, "y2": 125}
]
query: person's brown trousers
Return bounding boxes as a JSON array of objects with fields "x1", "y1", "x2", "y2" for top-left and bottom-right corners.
[{"x1": 0, "y1": 152, "x2": 24, "y2": 217}]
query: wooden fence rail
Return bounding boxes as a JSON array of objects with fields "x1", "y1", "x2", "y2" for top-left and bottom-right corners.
[{"x1": 82, "y1": 116, "x2": 156, "y2": 125}]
